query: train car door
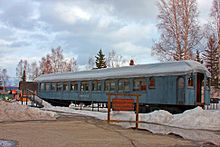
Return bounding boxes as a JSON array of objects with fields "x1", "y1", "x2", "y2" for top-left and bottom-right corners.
[
  {"x1": 176, "y1": 77, "x2": 185, "y2": 104},
  {"x1": 196, "y1": 73, "x2": 204, "y2": 104}
]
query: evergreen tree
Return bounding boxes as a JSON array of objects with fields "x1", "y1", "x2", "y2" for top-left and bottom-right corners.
[
  {"x1": 203, "y1": 35, "x2": 219, "y2": 87},
  {"x1": 95, "y1": 49, "x2": 107, "y2": 69},
  {"x1": 22, "y1": 70, "x2": 26, "y2": 82},
  {"x1": 195, "y1": 50, "x2": 203, "y2": 64}
]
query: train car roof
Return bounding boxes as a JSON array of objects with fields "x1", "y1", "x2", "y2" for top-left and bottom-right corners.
[{"x1": 35, "y1": 60, "x2": 211, "y2": 82}]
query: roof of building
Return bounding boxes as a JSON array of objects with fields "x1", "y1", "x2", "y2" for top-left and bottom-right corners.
[{"x1": 35, "y1": 60, "x2": 211, "y2": 82}]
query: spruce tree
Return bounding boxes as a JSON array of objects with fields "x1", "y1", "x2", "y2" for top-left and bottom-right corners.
[
  {"x1": 203, "y1": 35, "x2": 219, "y2": 87},
  {"x1": 95, "y1": 49, "x2": 107, "y2": 69},
  {"x1": 195, "y1": 50, "x2": 203, "y2": 64}
]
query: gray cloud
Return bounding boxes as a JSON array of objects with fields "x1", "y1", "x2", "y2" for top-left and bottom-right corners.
[
  {"x1": 8, "y1": 41, "x2": 30, "y2": 48},
  {"x1": 0, "y1": 0, "x2": 40, "y2": 30},
  {"x1": 0, "y1": 0, "x2": 212, "y2": 77}
]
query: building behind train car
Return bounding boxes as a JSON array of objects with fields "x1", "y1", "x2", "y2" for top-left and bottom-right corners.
[
  {"x1": 19, "y1": 81, "x2": 38, "y2": 96},
  {"x1": 35, "y1": 60, "x2": 211, "y2": 112}
]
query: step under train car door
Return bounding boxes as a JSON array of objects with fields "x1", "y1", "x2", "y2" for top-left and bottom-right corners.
[{"x1": 177, "y1": 77, "x2": 185, "y2": 104}]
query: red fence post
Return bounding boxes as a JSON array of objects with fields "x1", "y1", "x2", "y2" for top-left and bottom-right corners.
[
  {"x1": 136, "y1": 95, "x2": 139, "y2": 129},
  {"x1": 107, "y1": 94, "x2": 111, "y2": 124}
]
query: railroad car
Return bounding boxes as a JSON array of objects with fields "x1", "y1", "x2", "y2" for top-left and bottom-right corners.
[{"x1": 35, "y1": 60, "x2": 211, "y2": 113}]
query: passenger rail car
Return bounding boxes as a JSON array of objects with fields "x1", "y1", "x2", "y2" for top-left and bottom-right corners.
[{"x1": 35, "y1": 60, "x2": 211, "y2": 112}]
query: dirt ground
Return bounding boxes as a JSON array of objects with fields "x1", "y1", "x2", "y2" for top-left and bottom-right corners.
[{"x1": 0, "y1": 114, "x2": 201, "y2": 147}]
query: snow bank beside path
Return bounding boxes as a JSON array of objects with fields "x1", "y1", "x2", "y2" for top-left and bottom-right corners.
[
  {"x1": 44, "y1": 105, "x2": 220, "y2": 131},
  {"x1": 170, "y1": 107, "x2": 220, "y2": 130},
  {"x1": 42, "y1": 106, "x2": 106, "y2": 120},
  {"x1": 140, "y1": 110, "x2": 173, "y2": 124},
  {"x1": 111, "y1": 107, "x2": 220, "y2": 131},
  {"x1": 0, "y1": 100, "x2": 57, "y2": 122}
]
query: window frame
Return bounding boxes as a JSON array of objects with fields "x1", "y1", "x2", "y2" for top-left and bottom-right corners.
[
  {"x1": 40, "y1": 83, "x2": 45, "y2": 91},
  {"x1": 118, "y1": 79, "x2": 130, "y2": 91},
  {"x1": 133, "y1": 78, "x2": 147, "y2": 91},
  {"x1": 51, "y1": 82, "x2": 56, "y2": 91},
  {"x1": 63, "y1": 82, "x2": 69, "y2": 91},
  {"x1": 45, "y1": 83, "x2": 50, "y2": 91},
  {"x1": 187, "y1": 74, "x2": 194, "y2": 88},
  {"x1": 92, "y1": 80, "x2": 102, "y2": 91},
  {"x1": 80, "y1": 81, "x2": 89, "y2": 91},
  {"x1": 70, "y1": 81, "x2": 78, "y2": 91},
  {"x1": 105, "y1": 80, "x2": 116, "y2": 91},
  {"x1": 57, "y1": 82, "x2": 63, "y2": 91},
  {"x1": 149, "y1": 77, "x2": 155, "y2": 89}
]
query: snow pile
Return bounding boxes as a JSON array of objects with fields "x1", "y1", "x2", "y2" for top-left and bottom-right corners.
[
  {"x1": 45, "y1": 105, "x2": 220, "y2": 131},
  {"x1": 41, "y1": 100, "x2": 53, "y2": 108},
  {"x1": 0, "y1": 140, "x2": 16, "y2": 147},
  {"x1": 109, "y1": 107, "x2": 220, "y2": 131},
  {"x1": 0, "y1": 100, "x2": 57, "y2": 122},
  {"x1": 140, "y1": 110, "x2": 173, "y2": 124},
  {"x1": 43, "y1": 106, "x2": 107, "y2": 120},
  {"x1": 169, "y1": 107, "x2": 220, "y2": 130}
]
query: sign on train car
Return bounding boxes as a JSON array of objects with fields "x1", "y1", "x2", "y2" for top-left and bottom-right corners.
[{"x1": 112, "y1": 98, "x2": 134, "y2": 111}]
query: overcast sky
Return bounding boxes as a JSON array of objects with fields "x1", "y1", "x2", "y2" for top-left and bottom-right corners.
[{"x1": 0, "y1": 0, "x2": 212, "y2": 77}]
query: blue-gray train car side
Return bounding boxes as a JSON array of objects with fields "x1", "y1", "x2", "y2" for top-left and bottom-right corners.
[{"x1": 35, "y1": 60, "x2": 211, "y2": 112}]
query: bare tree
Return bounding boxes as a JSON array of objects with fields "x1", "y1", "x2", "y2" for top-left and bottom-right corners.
[
  {"x1": 16, "y1": 59, "x2": 30, "y2": 81},
  {"x1": 29, "y1": 61, "x2": 40, "y2": 80},
  {"x1": 152, "y1": 0, "x2": 201, "y2": 61},
  {"x1": 210, "y1": 0, "x2": 220, "y2": 84},
  {"x1": 86, "y1": 56, "x2": 95, "y2": 70},
  {"x1": 50, "y1": 47, "x2": 64, "y2": 73},
  {"x1": 39, "y1": 54, "x2": 53, "y2": 75},
  {"x1": 39, "y1": 47, "x2": 78, "y2": 74},
  {"x1": 0, "y1": 68, "x2": 9, "y2": 91},
  {"x1": 107, "y1": 49, "x2": 127, "y2": 68},
  {"x1": 64, "y1": 58, "x2": 78, "y2": 72}
]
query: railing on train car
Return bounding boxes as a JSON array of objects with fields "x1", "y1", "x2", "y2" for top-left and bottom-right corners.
[{"x1": 206, "y1": 98, "x2": 219, "y2": 110}]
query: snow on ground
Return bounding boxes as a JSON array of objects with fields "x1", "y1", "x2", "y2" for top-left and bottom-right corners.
[
  {"x1": 0, "y1": 139, "x2": 16, "y2": 147},
  {"x1": 43, "y1": 103, "x2": 220, "y2": 131},
  {"x1": 1, "y1": 100, "x2": 220, "y2": 145},
  {"x1": 42, "y1": 104, "x2": 220, "y2": 145},
  {"x1": 169, "y1": 107, "x2": 220, "y2": 130},
  {"x1": 0, "y1": 100, "x2": 57, "y2": 122}
]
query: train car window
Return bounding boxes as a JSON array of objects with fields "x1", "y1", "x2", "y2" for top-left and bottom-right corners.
[
  {"x1": 45, "y1": 83, "x2": 50, "y2": 91},
  {"x1": 70, "y1": 82, "x2": 78, "y2": 91},
  {"x1": 178, "y1": 77, "x2": 184, "y2": 88},
  {"x1": 105, "y1": 80, "x2": 116, "y2": 91},
  {"x1": 63, "y1": 82, "x2": 69, "y2": 91},
  {"x1": 92, "y1": 81, "x2": 101, "y2": 91},
  {"x1": 81, "y1": 81, "x2": 89, "y2": 91},
  {"x1": 40, "y1": 83, "x2": 45, "y2": 91},
  {"x1": 133, "y1": 78, "x2": 146, "y2": 91},
  {"x1": 51, "y1": 83, "x2": 56, "y2": 91},
  {"x1": 149, "y1": 77, "x2": 155, "y2": 89},
  {"x1": 57, "y1": 83, "x2": 63, "y2": 91},
  {"x1": 188, "y1": 75, "x2": 193, "y2": 88},
  {"x1": 118, "y1": 79, "x2": 129, "y2": 91}
]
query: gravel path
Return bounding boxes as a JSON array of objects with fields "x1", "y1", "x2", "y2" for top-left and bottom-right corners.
[{"x1": 0, "y1": 113, "x2": 203, "y2": 147}]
